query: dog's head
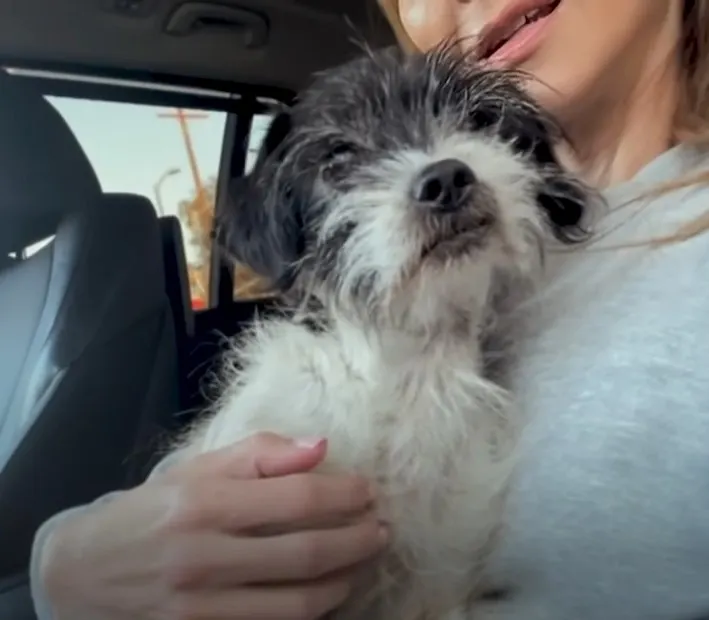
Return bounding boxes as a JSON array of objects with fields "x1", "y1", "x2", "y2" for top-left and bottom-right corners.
[{"x1": 222, "y1": 46, "x2": 596, "y2": 330}]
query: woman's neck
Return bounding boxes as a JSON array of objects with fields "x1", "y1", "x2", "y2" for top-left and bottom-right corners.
[
  {"x1": 561, "y1": 29, "x2": 682, "y2": 188},
  {"x1": 569, "y1": 83, "x2": 676, "y2": 188}
]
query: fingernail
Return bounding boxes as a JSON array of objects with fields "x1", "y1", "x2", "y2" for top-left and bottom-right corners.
[
  {"x1": 378, "y1": 524, "x2": 390, "y2": 544},
  {"x1": 293, "y1": 437, "x2": 325, "y2": 449}
]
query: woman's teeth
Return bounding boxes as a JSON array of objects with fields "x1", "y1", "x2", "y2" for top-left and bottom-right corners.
[{"x1": 484, "y1": 1, "x2": 559, "y2": 58}]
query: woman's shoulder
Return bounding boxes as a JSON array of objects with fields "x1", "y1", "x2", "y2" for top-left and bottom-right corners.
[
  {"x1": 529, "y1": 146, "x2": 709, "y2": 343},
  {"x1": 595, "y1": 145, "x2": 709, "y2": 249}
]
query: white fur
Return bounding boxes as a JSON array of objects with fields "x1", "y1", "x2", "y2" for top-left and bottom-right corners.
[{"x1": 176, "y1": 133, "x2": 555, "y2": 619}]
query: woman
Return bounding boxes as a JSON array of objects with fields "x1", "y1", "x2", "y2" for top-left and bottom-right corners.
[{"x1": 32, "y1": 1, "x2": 709, "y2": 618}]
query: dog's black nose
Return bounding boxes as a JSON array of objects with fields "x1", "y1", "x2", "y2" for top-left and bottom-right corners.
[{"x1": 411, "y1": 159, "x2": 477, "y2": 212}]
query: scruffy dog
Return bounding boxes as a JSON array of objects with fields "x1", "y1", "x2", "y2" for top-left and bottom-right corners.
[{"x1": 178, "y1": 46, "x2": 594, "y2": 619}]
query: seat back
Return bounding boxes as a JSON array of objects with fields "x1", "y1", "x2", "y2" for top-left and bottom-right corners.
[
  {"x1": 0, "y1": 75, "x2": 179, "y2": 577},
  {"x1": 158, "y1": 215, "x2": 195, "y2": 416},
  {"x1": 160, "y1": 215, "x2": 195, "y2": 341}
]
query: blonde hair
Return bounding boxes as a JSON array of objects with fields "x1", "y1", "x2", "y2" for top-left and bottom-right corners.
[{"x1": 378, "y1": 0, "x2": 709, "y2": 243}]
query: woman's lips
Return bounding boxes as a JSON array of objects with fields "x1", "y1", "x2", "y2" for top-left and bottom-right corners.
[
  {"x1": 477, "y1": 0, "x2": 561, "y2": 68},
  {"x1": 485, "y1": 9, "x2": 557, "y2": 67}
]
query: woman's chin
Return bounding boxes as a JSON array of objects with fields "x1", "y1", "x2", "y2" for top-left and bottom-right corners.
[{"x1": 516, "y1": 64, "x2": 577, "y2": 121}]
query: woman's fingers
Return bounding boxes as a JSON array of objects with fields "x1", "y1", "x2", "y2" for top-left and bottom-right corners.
[
  {"x1": 167, "y1": 472, "x2": 374, "y2": 533},
  {"x1": 163, "y1": 516, "x2": 387, "y2": 588},
  {"x1": 164, "y1": 432, "x2": 329, "y2": 482},
  {"x1": 43, "y1": 431, "x2": 387, "y2": 620}
]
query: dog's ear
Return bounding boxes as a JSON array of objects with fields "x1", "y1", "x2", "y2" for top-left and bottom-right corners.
[
  {"x1": 217, "y1": 173, "x2": 305, "y2": 291},
  {"x1": 535, "y1": 170, "x2": 592, "y2": 243},
  {"x1": 527, "y1": 135, "x2": 594, "y2": 243},
  {"x1": 474, "y1": 99, "x2": 592, "y2": 243},
  {"x1": 254, "y1": 112, "x2": 293, "y2": 169},
  {"x1": 217, "y1": 111, "x2": 307, "y2": 290}
]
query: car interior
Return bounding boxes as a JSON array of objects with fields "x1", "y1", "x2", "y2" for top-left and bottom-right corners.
[{"x1": 0, "y1": 1, "x2": 395, "y2": 617}]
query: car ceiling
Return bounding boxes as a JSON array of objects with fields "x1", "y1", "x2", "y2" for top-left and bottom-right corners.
[{"x1": 0, "y1": 0, "x2": 395, "y2": 93}]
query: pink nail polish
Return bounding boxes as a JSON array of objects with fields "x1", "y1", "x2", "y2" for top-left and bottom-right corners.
[
  {"x1": 294, "y1": 437, "x2": 325, "y2": 449},
  {"x1": 378, "y1": 525, "x2": 390, "y2": 544}
]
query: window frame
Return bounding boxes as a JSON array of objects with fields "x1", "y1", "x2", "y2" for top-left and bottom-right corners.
[
  {"x1": 0, "y1": 56, "x2": 293, "y2": 109},
  {"x1": 209, "y1": 111, "x2": 253, "y2": 308},
  {"x1": 2, "y1": 63, "x2": 295, "y2": 311}
]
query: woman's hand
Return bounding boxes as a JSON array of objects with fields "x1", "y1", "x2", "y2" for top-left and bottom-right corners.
[{"x1": 41, "y1": 433, "x2": 387, "y2": 620}]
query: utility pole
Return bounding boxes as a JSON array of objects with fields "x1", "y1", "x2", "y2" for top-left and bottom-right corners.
[
  {"x1": 157, "y1": 108, "x2": 209, "y2": 201},
  {"x1": 158, "y1": 108, "x2": 211, "y2": 301}
]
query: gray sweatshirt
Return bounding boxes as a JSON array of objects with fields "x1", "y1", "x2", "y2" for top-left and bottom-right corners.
[{"x1": 30, "y1": 145, "x2": 709, "y2": 620}]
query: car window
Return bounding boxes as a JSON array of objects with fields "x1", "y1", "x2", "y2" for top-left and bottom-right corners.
[
  {"x1": 13, "y1": 96, "x2": 280, "y2": 305},
  {"x1": 46, "y1": 96, "x2": 228, "y2": 310}
]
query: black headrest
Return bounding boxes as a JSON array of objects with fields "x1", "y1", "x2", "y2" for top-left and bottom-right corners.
[{"x1": 0, "y1": 73, "x2": 102, "y2": 253}]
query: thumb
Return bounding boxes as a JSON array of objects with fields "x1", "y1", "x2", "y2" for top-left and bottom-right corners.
[{"x1": 166, "y1": 432, "x2": 328, "y2": 481}]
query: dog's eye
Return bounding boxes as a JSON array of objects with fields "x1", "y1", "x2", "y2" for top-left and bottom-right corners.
[
  {"x1": 325, "y1": 143, "x2": 355, "y2": 162},
  {"x1": 468, "y1": 106, "x2": 502, "y2": 131},
  {"x1": 322, "y1": 143, "x2": 357, "y2": 183}
]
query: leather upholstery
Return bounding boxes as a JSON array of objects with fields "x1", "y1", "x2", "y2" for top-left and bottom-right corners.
[
  {"x1": 160, "y1": 215, "x2": 195, "y2": 342},
  {"x1": 0, "y1": 74, "x2": 180, "y2": 579},
  {"x1": 158, "y1": 215, "x2": 195, "y2": 422}
]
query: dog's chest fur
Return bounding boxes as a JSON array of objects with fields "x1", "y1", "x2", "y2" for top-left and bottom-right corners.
[{"x1": 189, "y1": 313, "x2": 517, "y2": 619}]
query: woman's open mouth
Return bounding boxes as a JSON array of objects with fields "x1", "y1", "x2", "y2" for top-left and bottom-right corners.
[{"x1": 477, "y1": 0, "x2": 561, "y2": 67}]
